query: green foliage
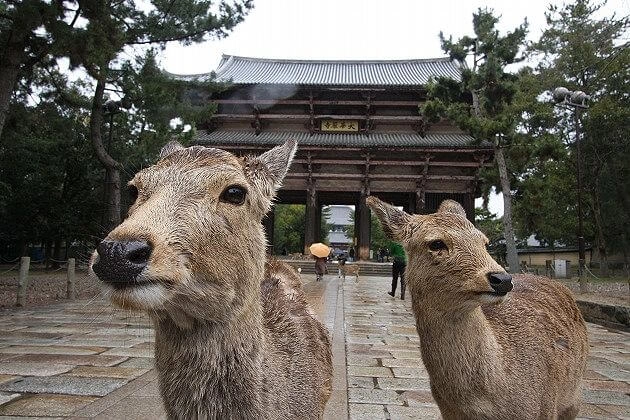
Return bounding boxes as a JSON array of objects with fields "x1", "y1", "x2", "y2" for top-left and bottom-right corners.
[
  {"x1": 0, "y1": 100, "x2": 101, "y2": 257},
  {"x1": 344, "y1": 211, "x2": 394, "y2": 256},
  {"x1": 320, "y1": 206, "x2": 331, "y2": 244},
  {"x1": 427, "y1": 8, "x2": 528, "y2": 142},
  {"x1": 521, "y1": 0, "x2": 630, "y2": 258},
  {"x1": 272, "y1": 205, "x2": 330, "y2": 254},
  {"x1": 368, "y1": 213, "x2": 395, "y2": 256},
  {"x1": 513, "y1": 160, "x2": 583, "y2": 247},
  {"x1": 273, "y1": 205, "x2": 305, "y2": 254},
  {"x1": 425, "y1": 8, "x2": 528, "y2": 272},
  {"x1": 475, "y1": 207, "x2": 506, "y2": 264}
]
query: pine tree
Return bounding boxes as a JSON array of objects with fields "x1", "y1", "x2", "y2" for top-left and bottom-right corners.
[
  {"x1": 423, "y1": 9, "x2": 528, "y2": 273},
  {"x1": 529, "y1": 0, "x2": 629, "y2": 276},
  {"x1": 1, "y1": 0, "x2": 252, "y2": 234}
]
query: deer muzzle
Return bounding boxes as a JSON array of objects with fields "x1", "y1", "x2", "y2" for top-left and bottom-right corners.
[
  {"x1": 93, "y1": 239, "x2": 153, "y2": 288},
  {"x1": 487, "y1": 272, "x2": 513, "y2": 296}
]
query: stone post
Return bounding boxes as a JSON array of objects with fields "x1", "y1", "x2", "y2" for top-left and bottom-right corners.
[{"x1": 16, "y1": 256, "x2": 30, "y2": 307}]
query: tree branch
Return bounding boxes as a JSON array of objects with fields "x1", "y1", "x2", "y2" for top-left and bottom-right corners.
[
  {"x1": 69, "y1": 5, "x2": 82, "y2": 27},
  {"x1": 126, "y1": 28, "x2": 212, "y2": 45}
]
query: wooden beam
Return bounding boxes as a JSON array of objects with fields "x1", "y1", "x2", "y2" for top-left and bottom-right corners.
[
  {"x1": 211, "y1": 99, "x2": 421, "y2": 107},
  {"x1": 210, "y1": 114, "x2": 424, "y2": 123},
  {"x1": 286, "y1": 173, "x2": 476, "y2": 181},
  {"x1": 292, "y1": 158, "x2": 493, "y2": 167}
]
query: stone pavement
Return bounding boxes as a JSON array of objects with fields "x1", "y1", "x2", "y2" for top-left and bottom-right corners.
[
  {"x1": 341, "y1": 276, "x2": 630, "y2": 420},
  {"x1": 0, "y1": 275, "x2": 628, "y2": 419}
]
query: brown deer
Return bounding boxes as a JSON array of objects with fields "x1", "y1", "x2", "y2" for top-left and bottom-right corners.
[
  {"x1": 91, "y1": 140, "x2": 332, "y2": 419},
  {"x1": 367, "y1": 196, "x2": 589, "y2": 420}
]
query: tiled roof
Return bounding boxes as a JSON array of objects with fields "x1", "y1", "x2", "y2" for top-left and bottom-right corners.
[
  {"x1": 328, "y1": 231, "x2": 353, "y2": 245},
  {"x1": 195, "y1": 130, "x2": 482, "y2": 148},
  {"x1": 206, "y1": 55, "x2": 462, "y2": 86}
]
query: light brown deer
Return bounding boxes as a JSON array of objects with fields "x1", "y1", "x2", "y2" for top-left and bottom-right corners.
[
  {"x1": 91, "y1": 140, "x2": 332, "y2": 419},
  {"x1": 367, "y1": 196, "x2": 589, "y2": 420}
]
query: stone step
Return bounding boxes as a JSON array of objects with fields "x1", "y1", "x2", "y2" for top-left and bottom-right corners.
[{"x1": 283, "y1": 260, "x2": 393, "y2": 276}]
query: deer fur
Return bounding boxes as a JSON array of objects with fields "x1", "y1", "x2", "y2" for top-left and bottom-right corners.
[
  {"x1": 91, "y1": 140, "x2": 332, "y2": 419},
  {"x1": 338, "y1": 260, "x2": 360, "y2": 282},
  {"x1": 367, "y1": 196, "x2": 589, "y2": 420}
]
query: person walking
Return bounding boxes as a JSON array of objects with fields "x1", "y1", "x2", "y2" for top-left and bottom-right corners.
[
  {"x1": 387, "y1": 242, "x2": 407, "y2": 299},
  {"x1": 314, "y1": 256, "x2": 327, "y2": 281}
]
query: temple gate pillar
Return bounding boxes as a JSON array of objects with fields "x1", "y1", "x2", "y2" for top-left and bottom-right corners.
[
  {"x1": 304, "y1": 186, "x2": 318, "y2": 255},
  {"x1": 357, "y1": 194, "x2": 371, "y2": 260}
]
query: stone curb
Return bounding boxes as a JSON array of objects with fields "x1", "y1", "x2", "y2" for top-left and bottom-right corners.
[{"x1": 576, "y1": 299, "x2": 630, "y2": 331}]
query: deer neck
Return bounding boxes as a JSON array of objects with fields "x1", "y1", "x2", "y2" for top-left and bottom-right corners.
[
  {"x1": 414, "y1": 302, "x2": 507, "y2": 406},
  {"x1": 153, "y1": 299, "x2": 266, "y2": 418}
]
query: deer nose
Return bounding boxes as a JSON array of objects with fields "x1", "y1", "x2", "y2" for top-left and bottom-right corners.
[
  {"x1": 488, "y1": 272, "x2": 513, "y2": 295},
  {"x1": 93, "y1": 239, "x2": 152, "y2": 286}
]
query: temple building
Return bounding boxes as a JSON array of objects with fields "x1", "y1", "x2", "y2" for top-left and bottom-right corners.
[{"x1": 180, "y1": 55, "x2": 493, "y2": 259}]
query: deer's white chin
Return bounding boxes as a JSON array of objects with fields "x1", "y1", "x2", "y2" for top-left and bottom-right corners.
[
  {"x1": 103, "y1": 283, "x2": 167, "y2": 310},
  {"x1": 479, "y1": 292, "x2": 508, "y2": 305}
]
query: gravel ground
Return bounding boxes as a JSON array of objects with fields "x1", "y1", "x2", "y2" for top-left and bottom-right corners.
[
  {"x1": 558, "y1": 278, "x2": 630, "y2": 307},
  {"x1": 0, "y1": 266, "x2": 102, "y2": 309}
]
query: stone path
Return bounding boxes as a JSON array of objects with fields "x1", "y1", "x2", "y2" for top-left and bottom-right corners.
[
  {"x1": 0, "y1": 275, "x2": 628, "y2": 419},
  {"x1": 342, "y1": 276, "x2": 630, "y2": 419}
]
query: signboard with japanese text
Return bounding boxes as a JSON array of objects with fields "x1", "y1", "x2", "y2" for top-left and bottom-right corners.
[{"x1": 320, "y1": 119, "x2": 359, "y2": 132}]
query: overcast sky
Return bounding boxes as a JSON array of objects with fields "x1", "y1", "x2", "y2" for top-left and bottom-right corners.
[{"x1": 160, "y1": 0, "x2": 628, "y2": 216}]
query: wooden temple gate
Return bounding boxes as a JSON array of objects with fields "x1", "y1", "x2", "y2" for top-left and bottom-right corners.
[{"x1": 182, "y1": 56, "x2": 494, "y2": 260}]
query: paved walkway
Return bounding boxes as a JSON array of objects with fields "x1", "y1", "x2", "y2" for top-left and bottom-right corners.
[{"x1": 0, "y1": 275, "x2": 628, "y2": 419}]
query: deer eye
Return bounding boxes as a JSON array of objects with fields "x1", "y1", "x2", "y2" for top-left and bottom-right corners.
[
  {"x1": 220, "y1": 184, "x2": 247, "y2": 205},
  {"x1": 428, "y1": 240, "x2": 448, "y2": 252},
  {"x1": 127, "y1": 184, "x2": 139, "y2": 202}
]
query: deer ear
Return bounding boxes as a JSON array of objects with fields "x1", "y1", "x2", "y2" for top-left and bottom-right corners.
[
  {"x1": 366, "y1": 196, "x2": 413, "y2": 243},
  {"x1": 244, "y1": 140, "x2": 297, "y2": 214},
  {"x1": 437, "y1": 199, "x2": 466, "y2": 217},
  {"x1": 159, "y1": 141, "x2": 184, "y2": 159},
  {"x1": 256, "y1": 139, "x2": 297, "y2": 186}
]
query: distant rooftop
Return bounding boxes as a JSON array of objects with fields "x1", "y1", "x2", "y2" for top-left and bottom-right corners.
[{"x1": 174, "y1": 55, "x2": 463, "y2": 86}]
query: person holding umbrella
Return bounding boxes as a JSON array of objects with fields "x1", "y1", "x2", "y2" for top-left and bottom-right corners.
[{"x1": 309, "y1": 243, "x2": 330, "y2": 282}]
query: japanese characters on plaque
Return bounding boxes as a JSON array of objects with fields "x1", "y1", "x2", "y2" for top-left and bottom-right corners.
[{"x1": 320, "y1": 119, "x2": 359, "y2": 132}]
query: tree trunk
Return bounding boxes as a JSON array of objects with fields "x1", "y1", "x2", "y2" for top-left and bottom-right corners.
[
  {"x1": 90, "y1": 74, "x2": 123, "y2": 234},
  {"x1": 51, "y1": 237, "x2": 62, "y2": 270},
  {"x1": 591, "y1": 186, "x2": 609, "y2": 277},
  {"x1": 495, "y1": 145, "x2": 519, "y2": 274},
  {"x1": 44, "y1": 240, "x2": 52, "y2": 269},
  {"x1": 0, "y1": 43, "x2": 26, "y2": 142}
]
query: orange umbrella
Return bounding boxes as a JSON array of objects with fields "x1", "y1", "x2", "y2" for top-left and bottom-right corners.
[{"x1": 309, "y1": 243, "x2": 331, "y2": 258}]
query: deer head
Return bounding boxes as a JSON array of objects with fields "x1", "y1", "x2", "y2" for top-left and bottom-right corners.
[
  {"x1": 91, "y1": 140, "x2": 297, "y2": 324},
  {"x1": 367, "y1": 197, "x2": 512, "y2": 312}
]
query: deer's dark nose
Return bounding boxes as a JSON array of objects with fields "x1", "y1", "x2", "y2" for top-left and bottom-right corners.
[
  {"x1": 93, "y1": 239, "x2": 152, "y2": 287},
  {"x1": 488, "y1": 272, "x2": 513, "y2": 295}
]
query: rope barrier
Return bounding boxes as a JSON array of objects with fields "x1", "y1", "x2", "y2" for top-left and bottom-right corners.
[
  {"x1": 0, "y1": 263, "x2": 20, "y2": 275},
  {"x1": 0, "y1": 257, "x2": 20, "y2": 263},
  {"x1": 584, "y1": 266, "x2": 601, "y2": 281}
]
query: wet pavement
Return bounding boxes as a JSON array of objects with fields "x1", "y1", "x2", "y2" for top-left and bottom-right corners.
[{"x1": 0, "y1": 275, "x2": 627, "y2": 419}]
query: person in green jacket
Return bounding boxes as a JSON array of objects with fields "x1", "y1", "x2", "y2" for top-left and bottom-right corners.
[{"x1": 387, "y1": 242, "x2": 407, "y2": 300}]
